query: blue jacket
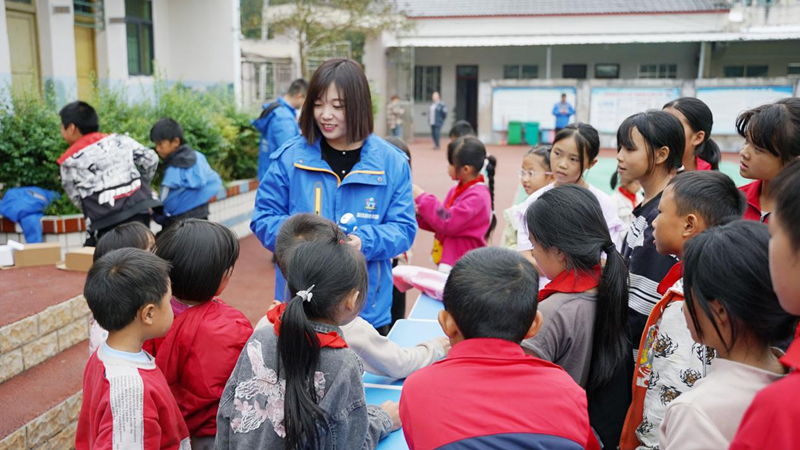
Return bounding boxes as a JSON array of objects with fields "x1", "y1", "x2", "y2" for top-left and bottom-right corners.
[
  {"x1": 0, "y1": 187, "x2": 60, "y2": 243},
  {"x1": 552, "y1": 102, "x2": 575, "y2": 129},
  {"x1": 250, "y1": 134, "x2": 417, "y2": 328},
  {"x1": 253, "y1": 97, "x2": 300, "y2": 182},
  {"x1": 160, "y1": 146, "x2": 222, "y2": 217},
  {"x1": 432, "y1": 102, "x2": 448, "y2": 128}
]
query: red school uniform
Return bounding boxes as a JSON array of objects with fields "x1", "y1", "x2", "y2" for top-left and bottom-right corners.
[
  {"x1": 739, "y1": 180, "x2": 770, "y2": 223},
  {"x1": 729, "y1": 339, "x2": 800, "y2": 449},
  {"x1": 400, "y1": 338, "x2": 599, "y2": 450},
  {"x1": 148, "y1": 298, "x2": 253, "y2": 437},
  {"x1": 76, "y1": 346, "x2": 190, "y2": 450}
]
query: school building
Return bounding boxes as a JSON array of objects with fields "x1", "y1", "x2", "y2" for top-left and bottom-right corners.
[
  {"x1": 363, "y1": 0, "x2": 800, "y2": 148},
  {"x1": 0, "y1": 0, "x2": 241, "y2": 106}
]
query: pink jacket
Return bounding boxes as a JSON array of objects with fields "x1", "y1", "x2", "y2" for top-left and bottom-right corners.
[{"x1": 415, "y1": 182, "x2": 492, "y2": 266}]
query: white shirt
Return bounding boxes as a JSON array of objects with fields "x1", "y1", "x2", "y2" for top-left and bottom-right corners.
[
  {"x1": 659, "y1": 356, "x2": 785, "y2": 450},
  {"x1": 255, "y1": 315, "x2": 446, "y2": 378},
  {"x1": 429, "y1": 102, "x2": 438, "y2": 126}
]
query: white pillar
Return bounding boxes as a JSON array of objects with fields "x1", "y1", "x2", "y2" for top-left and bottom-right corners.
[
  {"x1": 231, "y1": 0, "x2": 242, "y2": 107},
  {"x1": 364, "y1": 32, "x2": 388, "y2": 136},
  {"x1": 697, "y1": 41, "x2": 707, "y2": 79},
  {"x1": 0, "y1": 5, "x2": 12, "y2": 99},
  {"x1": 36, "y1": 0, "x2": 78, "y2": 106},
  {"x1": 546, "y1": 46, "x2": 552, "y2": 79},
  {"x1": 96, "y1": 0, "x2": 129, "y2": 83}
]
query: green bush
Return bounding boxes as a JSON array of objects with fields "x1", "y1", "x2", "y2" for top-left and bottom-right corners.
[{"x1": 0, "y1": 79, "x2": 261, "y2": 215}]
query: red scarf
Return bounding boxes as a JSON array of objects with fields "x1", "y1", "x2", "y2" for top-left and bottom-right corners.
[
  {"x1": 266, "y1": 303, "x2": 348, "y2": 349},
  {"x1": 445, "y1": 175, "x2": 485, "y2": 209},
  {"x1": 618, "y1": 186, "x2": 638, "y2": 209},
  {"x1": 539, "y1": 266, "x2": 602, "y2": 301},
  {"x1": 657, "y1": 262, "x2": 683, "y2": 296}
]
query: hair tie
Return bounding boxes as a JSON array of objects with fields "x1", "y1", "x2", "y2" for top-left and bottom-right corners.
[
  {"x1": 603, "y1": 243, "x2": 616, "y2": 255},
  {"x1": 297, "y1": 284, "x2": 315, "y2": 302}
]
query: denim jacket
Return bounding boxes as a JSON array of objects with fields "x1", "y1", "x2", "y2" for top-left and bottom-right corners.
[{"x1": 215, "y1": 321, "x2": 393, "y2": 449}]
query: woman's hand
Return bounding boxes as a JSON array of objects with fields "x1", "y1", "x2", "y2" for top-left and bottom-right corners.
[
  {"x1": 347, "y1": 234, "x2": 362, "y2": 251},
  {"x1": 381, "y1": 401, "x2": 402, "y2": 431},
  {"x1": 412, "y1": 184, "x2": 425, "y2": 199}
]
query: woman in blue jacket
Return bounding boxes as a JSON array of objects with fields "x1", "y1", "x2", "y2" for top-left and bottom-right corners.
[{"x1": 250, "y1": 58, "x2": 417, "y2": 331}]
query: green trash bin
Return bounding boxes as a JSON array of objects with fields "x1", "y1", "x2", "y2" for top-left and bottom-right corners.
[
  {"x1": 507, "y1": 121, "x2": 523, "y2": 145},
  {"x1": 524, "y1": 122, "x2": 540, "y2": 146}
]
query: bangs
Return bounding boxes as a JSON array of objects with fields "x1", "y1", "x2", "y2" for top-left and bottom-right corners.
[
  {"x1": 616, "y1": 114, "x2": 644, "y2": 151},
  {"x1": 299, "y1": 59, "x2": 373, "y2": 145}
]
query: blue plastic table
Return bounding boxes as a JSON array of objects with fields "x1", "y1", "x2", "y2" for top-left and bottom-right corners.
[
  {"x1": 407, "y1": 293, "x2": 444, "y2": 321},
  {"x1": 366, "y1": 387, "x2": 408, "y2": 450},
  {"x1": 363, "y1": 319, "x2": 445, "y2": 387}
]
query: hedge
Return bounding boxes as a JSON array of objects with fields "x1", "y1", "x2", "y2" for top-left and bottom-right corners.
[{"x1": 0, "y1": 80, "x2": 259, "y2": 215}]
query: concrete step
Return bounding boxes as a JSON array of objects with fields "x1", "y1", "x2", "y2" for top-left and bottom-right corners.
[{"x1": 0, "y1": 341, "x2": 87, "y2": 449}]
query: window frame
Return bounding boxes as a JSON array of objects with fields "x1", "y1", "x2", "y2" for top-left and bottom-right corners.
[
  {"x1": 562, "y1": 64, "x2": 587, "y2": 79},
  {"x1": 594, "y1": 63, "x2": 620, "y2": 79},
  {"x1": 125, "y1": 0, "x2": 154, "y2": 76},
  {"x1": 414, "y1": 65, "x2": 441, "y2": 102}
]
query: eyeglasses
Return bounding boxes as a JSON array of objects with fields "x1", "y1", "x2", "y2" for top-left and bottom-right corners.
[{"x1": 518, "y1": 169, "x2": 553, "y2": 179}]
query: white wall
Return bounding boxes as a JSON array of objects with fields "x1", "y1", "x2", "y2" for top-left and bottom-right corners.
[
  {"x1": 0, "y1": 4, "x2": 12, "y2": 94},
  {"x1": 35, "y1": 0, "x2": 78, "y2": 105},
  {"x1": 411, "y1": 43, "x2": 701, "y2": 135},
  {"x1": 708, "y1": 40, "x2": 800, "y2": 78},
  {"x1": 364, "y1": 32, "x2": 388, "y2": 136}
]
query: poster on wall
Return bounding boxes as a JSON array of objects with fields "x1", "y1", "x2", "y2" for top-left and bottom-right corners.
[
  {"x1": 492, "y1": 87, "x2": 577, "y2": 132},
  {"x1": 589, "y1": 87, "x2": 681, "y2": 134},
  {"x1": 696, "y1": 86, "x2": 794, "y2": 135}
]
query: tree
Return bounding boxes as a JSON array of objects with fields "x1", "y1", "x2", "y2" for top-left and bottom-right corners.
[{"x1": 265, "y1": 0, "x2": 411, "y2": 79}]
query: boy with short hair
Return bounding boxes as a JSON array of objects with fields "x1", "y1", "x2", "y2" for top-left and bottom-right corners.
[
  {"x1": 619, "y1": 171, "x2": 746, "y2": 450},
  {"x1": 76, "y1": 248, "x2": 189, "y2": 450},
  {"x1": 729, "y1": 159, "x2": 800, "y2": 449},
  {"x1": 400, "y1": 247, "x2": 599, "y2": 449},
  {"x1": 58, "y1": 101, "x2": 160, "y2": 246},
  {"x1": 149, "y1": 118, "x2": 222, "y2": 230}
]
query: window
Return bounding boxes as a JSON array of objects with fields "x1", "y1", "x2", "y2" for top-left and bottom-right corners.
[
  {"x1": 126, "y1": 0, "x2": 153, "y2": 76},
  {"x1": 724, "y1": 65, "x2": 769, "y2": 78},
  {"x1": 504, "y1": 64, "x2": 538, "y2": 80},
  {"x1": 74, "y1": 1, "x2": 105, "y2": 29},
  {"x1": 414, "y1": 66, "x2": 441, "y2": 102},
  {"x1": 789, "y1": 63, "x2": 800, "y2": 76},
  {"x1": 746, "y1": 65, "x2": 768, "y2": 77},
  {"x1": 595, "y1": 64, "x2": 620, "y2": 79},
  {"x1": 562, "y1": 64, "x2": 587, "y2": 79},
  {"x1": 638, "y1": 64, "x2": 677, "y2": 79}
]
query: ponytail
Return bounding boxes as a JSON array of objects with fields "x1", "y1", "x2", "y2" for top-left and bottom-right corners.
[
  {"x1": 526, "y1": 184, "x2": 630, "y2": 390},
  {"x1": 590, "y1": 243, "x2": 630, "y2": 389},
  {"x1": 276, "y1": 238, "x2": 368, "y2": 450},
  {"x1": 485, "y1": 154, "x2": 497, "y2": 241},
  {"x1": 277, "y1": 295, "x2": 325, "y2": 450},
  {"x1": 664, "y1": 97, "x2": 720, "y2": 170}
]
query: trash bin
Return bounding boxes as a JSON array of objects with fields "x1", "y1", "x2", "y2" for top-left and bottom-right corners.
[
  {"x1": 524, "y1": 122, "x2": 540, "y2": 146},
  {"x1": 507, "y1": 121, "x2": 523, "y2": 145}
]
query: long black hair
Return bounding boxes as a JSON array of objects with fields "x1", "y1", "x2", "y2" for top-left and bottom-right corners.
[
  {"x1": 683, "y1": 220, "x2": 796, "y2": 353},
  {"x1": 448, "y1": 136, "x2": 497, "y2": 240},
  {"x1": 664, "y1": 97, "x2": 721, "y2": 170},
  {"x1": 526, "y1": 184, "x2": 629, "y2": 389},
  {"x1": 277, "y1": 237, "x2": 368, "y2": 450},
  {"x1": 553, "y1": 123, "x2": 600, "y2": 183},
  {"x1": 613, "y1": 110, "x2": 685, "y2": 189}
]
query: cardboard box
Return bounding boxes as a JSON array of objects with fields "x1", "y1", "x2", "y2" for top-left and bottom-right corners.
[
  {"x1": 65, "y1": 246, "x2": 95, "y2": 272},
  {"x1": 13, "y1": 242, "x2": 62, "y2": 267}
]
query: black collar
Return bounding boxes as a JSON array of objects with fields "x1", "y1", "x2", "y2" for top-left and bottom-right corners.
[{"x1": 164, "y1": 145, "x2": 196, "y2": 168}]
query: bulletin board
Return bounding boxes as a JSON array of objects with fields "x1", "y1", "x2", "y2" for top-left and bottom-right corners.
[
  {"x1": 589, "y1": 87, "x2": 681, "y2": 134},
  {"x1": 492, "y1": 87, "x2": 577, "y2": 132},
  {"x1": 696, "y1": 86, "x2": 795, "y2": 135}
]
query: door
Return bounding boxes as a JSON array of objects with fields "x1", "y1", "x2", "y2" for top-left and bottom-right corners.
[
  {"x1": 456, "y1": 65, "x2": 478, "y2": 132},
  {"x1": 74, "y1": 25, "x2": 97, "y2": 101},
  {"x1": 6, "y1": 6, "x2": 40, "y2": 95}
]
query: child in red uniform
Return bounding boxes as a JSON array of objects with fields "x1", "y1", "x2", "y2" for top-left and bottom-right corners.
[
  {"x1": 77, "y1": 248, "x2": 189, "y2": 450},
  {"x1": 736, "y1": 98, "x2": 800, "y2": 223},
  {"x1": 663, "y1": 97, "x2": 721, "y2": 172},
  {"x1": 400, "y1": 246, "x2": 599, "y2": 450},
  {"x1": 730, "y1": 159, "x2": 800, "y2": 449},
  {"x1": 148, "y1": 219, "x2": 253, "y2": 449},
  {"x1": 620, "y1": 171, "x2": 745, "y2": 449}
]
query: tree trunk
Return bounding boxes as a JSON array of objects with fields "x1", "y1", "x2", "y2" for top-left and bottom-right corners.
[{"x1": 299, "y1": 40, "x2": 308, "y2": 80}]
